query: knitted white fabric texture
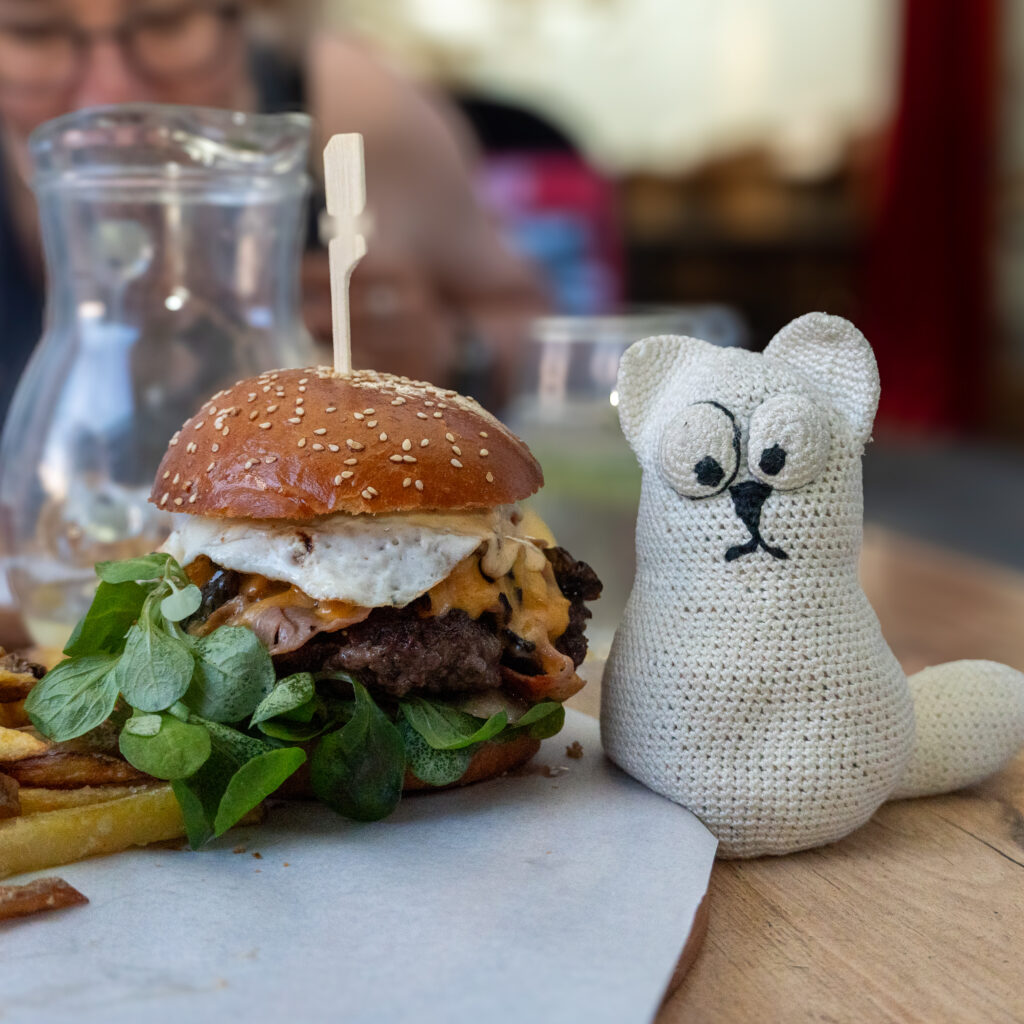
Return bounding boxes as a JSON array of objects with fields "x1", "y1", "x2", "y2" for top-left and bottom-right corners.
[{"x1": 601, "y1": 313, "x2": 1024, "y2": 858}]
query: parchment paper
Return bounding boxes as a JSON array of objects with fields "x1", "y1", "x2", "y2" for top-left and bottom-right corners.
[{"x1": 2, "y1": 711, "x2": 716, "y2": 1024}]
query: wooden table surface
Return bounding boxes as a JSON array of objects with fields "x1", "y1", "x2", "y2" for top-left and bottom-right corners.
[{"x1": 569, "y1": 526, "x2": 1024, "y2": 1024}]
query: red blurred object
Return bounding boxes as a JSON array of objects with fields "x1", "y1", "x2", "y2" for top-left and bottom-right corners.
[{"x1": 861, "y1": 0, "x2": 998, "y2": 431}]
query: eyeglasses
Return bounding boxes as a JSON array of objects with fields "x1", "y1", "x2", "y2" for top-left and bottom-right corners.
[{"x1": 0, "y1": 2, "x2": 243, "y2": 95}]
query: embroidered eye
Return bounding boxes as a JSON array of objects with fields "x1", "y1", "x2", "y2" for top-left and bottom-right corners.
[
  {"x1": 658, "y1": 401, "x2": 739, "y2": 499},
  {"x1": 747, "y1": 393, "x2": 830, "y2": 490}
]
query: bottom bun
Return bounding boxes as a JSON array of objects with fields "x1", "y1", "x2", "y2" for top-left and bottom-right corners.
[{"x1": 403, "y1": 734, "x2": 542, "y2": 792}]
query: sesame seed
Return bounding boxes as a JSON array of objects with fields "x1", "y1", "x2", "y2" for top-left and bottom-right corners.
[
  {"x1": 296, "y1": 397, "x2": 304, "y2": 405},
  {"x1": 367, "y1": 420, "x2": 378, "y2": 428},
  {"x1": 366, "y1": 486, "x2": 379, "y2": 496},
  {"x1": 173, "y1": 474, "x2": 181, "y2": 484},
  {"x1": 222, "y1": 427, "x2": 230, "y2": 436},
  {"x1": 344, "y1": 458, "x2": 358, "y2": 466},
  {"x1": 424, "y1": 401, "x2": 435, "y2": 407},
  {"x1": 415, "y1": 480, "x2": 424, "y2": 491},
  {"x1": 341, "y1": 471, "x2": 354, "y2": 479},
  {"x1": 267, "y1": 404, "x2": 279, "y2": 413},
  {"x1": 313, "y1": 443, "x2": 326, "y2": 451},
  {"x1": 314, "y1": 428, "x2": 327, "y2": 436},
  {"x1": 403, "y1": 454, "x2": 417, "y2": 463},
  {"x1": 417, "y1": 412, "x2": 428, "y2": 420},
  {"x1": 486, "y1": 472, "x2": 494, "y2": 483},
  {"x1": 433, "y1": 412, "x2": 443, "y2": 419},
  {"x1": 361, "y1": 489, "x2": 375, "y2": 500},
  {"x1": 160, "y1": 493, "x2": 169, "y2": 505},
  {"x1": 480, "y1": 431, "x2": 489, "y2": 438},
  {"x1": 389, "y1": 455, "x2": 404, "y2": 463},
  {"x1": 363, "y1": 408, "x2": 375, "y2": 414},
  {"x1": 480, "y1": 449, "x2": 489, "y2": 457},
  {"x1": 445, "y1": 433, "x2": 455, "y2": 443},
  {"x1": 262, "y1": 385, "x2": 271, "y2": 393},
  {"x1": 391, "y1": 398, "x2": 406, "y2": 406},
  {"x1": 421, "y1": 439, "x2": 429, "y2": 447},
  {"x1": 170, "y1": 437, "x2": 179, "y2": 446},
  {"x1": 207, "y1": 462, "x2": 215, "y2": 472},
  {"x1": 288, "y1": 417, "x2": 301, "y2": 424},
  {"x1": 174, "y1": 497, "x2": 184, "y2": 506},
  {"x1": 452, "y1": 445, "x2": 462, "y2": 456},
  {"x1": 353, "y1": 412, "x2": 365, "y2": 420},
  {"x1": 334, "y1": 474, "x2": 343, "y2": 485},
  {"x1": 247, "y1": 393, "x2": 257, "y2": 402},
  {"x1": 249, "y1": 410, "x2": 259, "y2": 421},
  {"x1": 403, "y1": 477, "x2": 412, "y2": 488},
  {"x1": 326, "y1": 406, "x2": 337, "y2": 413},
  {"x1": 194, "y1": 421, "x2": 205, "y2": 430},
  {"x1": 265, "y1": 456, "x2": 277, "y2": 464},
  {"x1": 186, "y1": 442, "x2": 197, "y2": 453},
  {"x1": 379, "y1": 432, "x2": 388, "y2": 442},
  {"x1": 346, "y1": 440, "x2": 365, "y2": 451},
  {"x1": 245, "y1": 459, "x2": 256, "y2": 469},
  {"x1": 163, "y1": 470, "x2": 170, "y2": 480},
  {"x1": 188, "y1": 494, "x2": 198, "y2": 504},
  {"x1": 298, "y1": 438, "x2": 306, "y2": 448},
  {"x1": 298, "y1": 386, "x2": 306, "y2": 393},
  {"x1": 259, "y1": 422, "x2": 272, "y2": 430},
  {"x1": 328, "y1": 444, "x2": 340, "y2": 452},
  {"x1": 299, "y1": 378, "x2": 308, "y2": 385},
  {"x1": 451, "y1": 459, "x2": 463, "y2": 469},
  {"x1": 212, "y1": 443, "x2": 220, "y2": 453},
  {"x1": 402, "y1": 439, "x2": 412, "y2": 451}
]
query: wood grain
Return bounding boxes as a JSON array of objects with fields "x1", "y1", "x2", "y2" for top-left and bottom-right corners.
[{"x1": 570, "y1": 526, "x2": 1024, "y2": 1022}]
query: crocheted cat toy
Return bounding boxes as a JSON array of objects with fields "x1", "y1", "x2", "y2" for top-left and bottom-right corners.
[{"x1": 601, "y1": 312, "x2": 1024, "y2": 858}]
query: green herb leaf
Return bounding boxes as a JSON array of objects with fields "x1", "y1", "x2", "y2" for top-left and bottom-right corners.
[
  {"x1": 115, "y1": 620, "x2": 194, "y2": 712},
  {"x1": 213, "y1": 747, "x2": 306, "y2": 837},
  {"x1": 517, "y1": 701, "x2": 565, "y2": 740},
  {"x1": 398, "y1": 719, "x2": 473, "y2": 787},
  {"x1": 24, "y1": 655, "x2": 120, "y2": 742},
  {"x1": 310, "y1": 681, "x2": 405, "y2": 821},
  {"x1": 63, "y1": 580, "x2": 147, "y2": 657},
  {"x1": 400, "y1": 696, "x2": 507, "y2": 750},
  {"x1": 96, "y1": 553, "x2": 181, "y2": 585},
  {"x1": 172, "y1": 748, "x2": 237, "y2": 848},
  {"x1": 160, "y1": 584, "x2": 202, "y2": 623},
  {"x1": 123, "y1": 713, "x2": 162, "y2": 737},
  {"x1": 186, "y1": 627, "x2": 275, "y2": 723},
  {"x1": 250, "y1": 673, "x2": 316, "y2": 727},
  {"x1": 257, "y1": 719, "x2": 326, "y2": 742},
  {"x1": 199, "y1": 718, "x2": 276, "y2": 763},
  {"x1": 119, "y1": 714, "x2": 212, "y2": 780}
]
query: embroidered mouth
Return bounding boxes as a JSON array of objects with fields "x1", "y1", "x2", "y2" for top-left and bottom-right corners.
[{"x1": 724, "y1": 480, "x2": 788, "y2": 562}]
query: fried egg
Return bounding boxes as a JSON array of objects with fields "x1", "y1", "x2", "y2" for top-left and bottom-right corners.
[{"x1": 162, "y1": 506, "x2": 530, "y2": 607}]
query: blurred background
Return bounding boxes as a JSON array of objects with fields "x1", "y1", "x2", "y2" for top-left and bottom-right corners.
[{"x1": 1, "y1": 0, "x2": 1022, "y2": 654}]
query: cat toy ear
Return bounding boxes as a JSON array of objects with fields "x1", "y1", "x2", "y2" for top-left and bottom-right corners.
[
  {"x1": 617, "y1": 334, "x2": 711, "y2": 456},
  {"x1": 764, "y1": 313, "x2": 880, "y2": 444}
]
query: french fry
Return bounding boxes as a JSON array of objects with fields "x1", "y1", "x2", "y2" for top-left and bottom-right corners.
[
  {"x1": 0, "y1": 877, "x2": 88, "y2": 922},
  {"x1": 0, "y1": 785, "x2": 185, "y2": 880},
  {"x1": 0, "y1": 672, "x2": 35, "y2": 703},
  {"x1": 0, "y1": 772, "x2": 19, "y2": 819},
  {"x1": 0, "y1": 726, "x2": 50, "y2": 762},
  {"x1": 0, "y1": 786, "x2": 263, "y2": 879},
  {"x1": 0, "y1": 700, "x2": 28, "y2": 728},
  {"x1": 4, "y1": 751, "x2": 148, "y2": 789},
  {"x1": 18, "y1": 783, "x2": 159, "y2": 816}
]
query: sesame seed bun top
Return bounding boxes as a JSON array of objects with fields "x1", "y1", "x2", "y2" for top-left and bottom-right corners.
[{"x1": 149, "y1": 367, "x2": 543, "y2": 519}]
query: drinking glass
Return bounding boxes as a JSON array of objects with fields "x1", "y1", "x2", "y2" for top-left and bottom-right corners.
[{"x1": 505, "y1": 307, "x2": 746, "y2": 658}]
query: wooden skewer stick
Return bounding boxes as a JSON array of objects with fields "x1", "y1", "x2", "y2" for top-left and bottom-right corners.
[{"x1": 323, "y1": 134, "x2": 367, "y2": 375}]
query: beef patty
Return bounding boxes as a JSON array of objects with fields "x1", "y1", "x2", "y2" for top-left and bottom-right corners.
[{"x1": 197, "y1": 546, "x2": 602, "y2": 701}]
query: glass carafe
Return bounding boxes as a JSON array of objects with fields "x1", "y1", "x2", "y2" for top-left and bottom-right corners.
[{"x1": 0, "y1": 104, "x2": 316, "y2": 654}]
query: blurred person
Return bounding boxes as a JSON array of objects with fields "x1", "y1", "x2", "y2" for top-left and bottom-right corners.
[{"x1": 0, "y1": 0, "x2": 546, "y2": 421}]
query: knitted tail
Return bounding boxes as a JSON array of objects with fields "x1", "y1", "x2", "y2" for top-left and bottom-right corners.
[{"x1": 891, "y1": 660, "x2": 1024, "y2": 800}]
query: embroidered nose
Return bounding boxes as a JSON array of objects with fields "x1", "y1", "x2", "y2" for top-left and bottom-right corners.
[{"x1": 729, "y1": 479, "x2": 772, "y2": 531}]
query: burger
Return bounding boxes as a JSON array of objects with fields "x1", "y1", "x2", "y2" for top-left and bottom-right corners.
[{"x1": 148, "y1": 366, "x2": 601, "y2": 815}]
